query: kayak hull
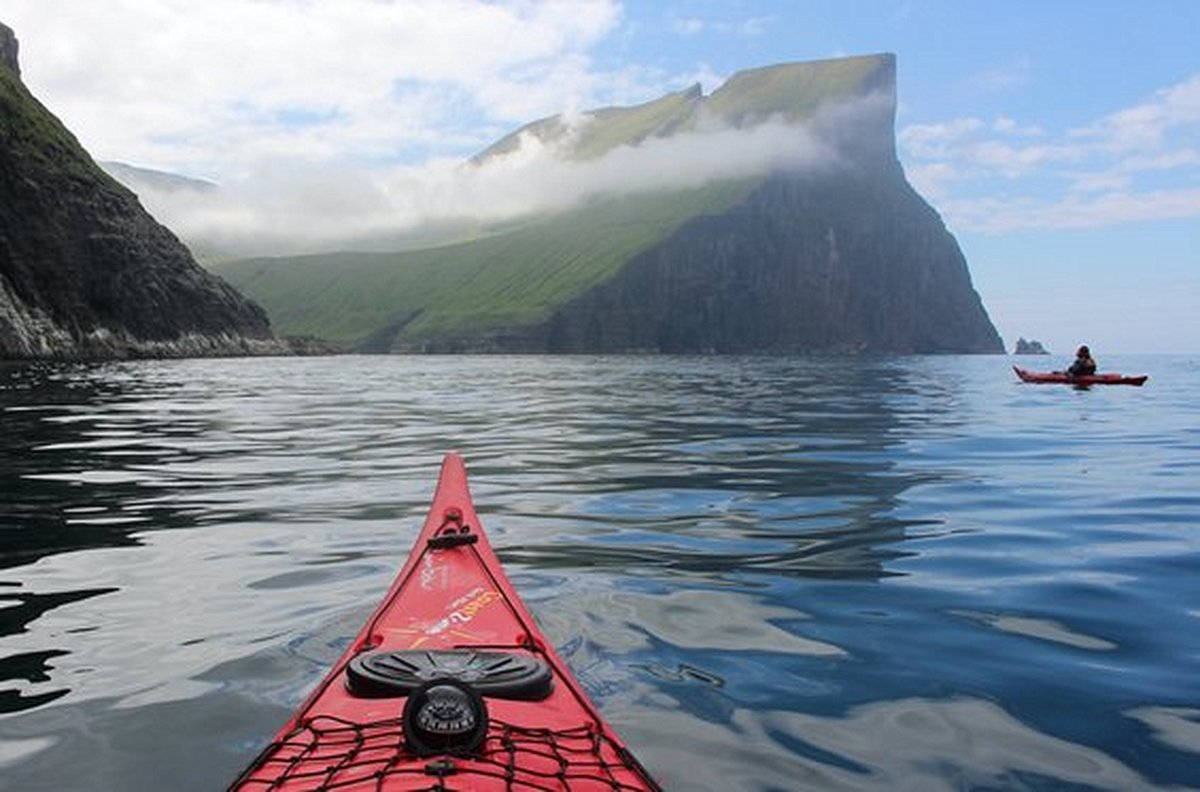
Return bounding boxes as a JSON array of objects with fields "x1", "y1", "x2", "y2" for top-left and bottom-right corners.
[
  {"x1": 1013, "y1": 366, "x2": 1147, "y2": 386},
  {"x1": 231, "y1": 453, "x2": 658, "y2": 791}
]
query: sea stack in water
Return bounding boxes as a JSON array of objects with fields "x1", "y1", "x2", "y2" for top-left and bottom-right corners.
[
  {"x1": 1014, "y1": 338, "x2": 1049, "y2": 355},
  {"x1": 0, "y1": 21, "x2": 284, "y2": 360}
]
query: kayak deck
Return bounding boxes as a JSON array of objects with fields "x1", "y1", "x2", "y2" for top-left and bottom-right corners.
[
  {"x1": 243, "y1": 717, "x2": 648, "y2": 790},
  {"x1": 1013, "y1": 366, "x2": 1148, "y2": 386},
  {"x1": 232, "y1": 453, "x2": 658, "y2": 791}
]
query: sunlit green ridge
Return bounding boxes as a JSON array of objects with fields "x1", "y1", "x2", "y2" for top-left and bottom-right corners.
[
  {"x1": 220, "y1": 181, "x2": 754, "y2": 345},
  {"x1": 472, "y1": 53, "x2": 891, "y2": 164}
]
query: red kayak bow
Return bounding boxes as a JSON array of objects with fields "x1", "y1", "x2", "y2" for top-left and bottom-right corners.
[
  {"x1": 232, "y1": 453, "x2": 659, "y2": 791},
  {"x1": 1014, "y1": 366, "x2": 1147, "y2": 386}
]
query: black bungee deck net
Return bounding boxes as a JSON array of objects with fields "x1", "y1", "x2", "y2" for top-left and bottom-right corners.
[{"x1": 235, "y1": 714, "x2": 660, "y2": 791}]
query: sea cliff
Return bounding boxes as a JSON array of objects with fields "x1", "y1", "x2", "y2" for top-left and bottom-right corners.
[{"x1": 0, "y1": 22, "x2": 288, "y2": 360}]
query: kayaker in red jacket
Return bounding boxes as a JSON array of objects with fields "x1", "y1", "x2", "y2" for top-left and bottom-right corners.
[{"x1": 1067, "y1": 345, "x2": 1097, "y2": 378}]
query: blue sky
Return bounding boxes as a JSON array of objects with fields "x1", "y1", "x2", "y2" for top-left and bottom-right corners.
[{"x1": 6, "y1": 1, "x2": 1199, "y2": 354}]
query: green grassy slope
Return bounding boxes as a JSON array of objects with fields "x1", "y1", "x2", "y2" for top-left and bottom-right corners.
[
  {"x1": 215, "y1": 180, "x2": 754, "y2": 345},
  {"x1": 0, "y1": 62, "x2": 115, "y2": 184},
  {"x1": 474, "y1": 54, "x2": 891, "y2": 165},
  {"x1": 702, "y1": 54, "x2": 889, "y2": 124},
  {"x1": 474, "y1": 84, "x2": 703, "y2": 164}
]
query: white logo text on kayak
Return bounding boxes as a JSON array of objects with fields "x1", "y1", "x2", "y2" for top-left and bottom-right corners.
[{"x1": 422, "y1": 587, "x2": 500, "y2": 636}]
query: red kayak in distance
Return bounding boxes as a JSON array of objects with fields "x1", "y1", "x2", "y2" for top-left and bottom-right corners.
[
  {"x1": 231, "y1": 453, "x2": 660, "y2": 791},
  {"x1": 1013, "y1": 366, "x2": 1148, "y2": 387}
]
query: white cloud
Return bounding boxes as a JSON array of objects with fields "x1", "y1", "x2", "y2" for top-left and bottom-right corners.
[
  {"x1": 992, "y1": 117, "x2": 1043, "y2": 137},
  {"x1": 1074, "y1": 74, "x2": 1200, "y2": 152},
  {"x1": 1066, "y1": 171, "x2": 1132, "y2": 195},
  {"x1": 671, "y1": 16, "x2": 705, "y2": 36},
  {"x1": 126, "y1": 95, "x2": 879, "y2": 255},
  {"x1": 961, "y1": 57, "x2": 1033, "y2": 95},
  {"x1": 976, "y1": 140, "x2": 1087, "y2": 177},
  {"x1": 739, "y1": 16, "x2": 775, "y2": 37},
  {"x1": 903, "y1": 162, "x2": 965, "y2": 203},
  {"x1": 945, "y1": 188, "x2": 1200, "y2": 234},
  {"x1": 900, "y1": 73, "x2": 1200, "y2": 232},
  {"x1": 666, "y1": 11, "x2": 773, "y2": 39},
  {"x1": 899, "y1": 118, "x2": 986, "y2": 156},
  {"x1": 3, "y1": 0, "x2": 639, "y2": 178}
]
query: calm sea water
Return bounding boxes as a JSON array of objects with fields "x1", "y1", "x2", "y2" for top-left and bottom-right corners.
[{"x1": 1, "y1": 354, "x2": 1198, "y2": 791}]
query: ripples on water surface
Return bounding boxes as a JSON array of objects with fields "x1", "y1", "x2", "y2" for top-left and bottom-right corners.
[{"x1": 1, "y1": 355, "x2": 1198, "y2": 790}]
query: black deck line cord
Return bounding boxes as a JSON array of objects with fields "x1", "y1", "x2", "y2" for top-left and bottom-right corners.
[{"x1": 237, "y1": 714, "x2": 653, "y2": 791}]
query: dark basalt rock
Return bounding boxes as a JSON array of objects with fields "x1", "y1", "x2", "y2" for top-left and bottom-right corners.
[
  {"x1": 0, "y1": 22, "x2": 18, "y2": 79},
  {"x1": 1014, "y1": 338, "x2": 1049, "y2": 355},
  {"x1": 532, "y1": 167, "x2": 1001, "y2": 354},
  {"x1": 1, "y1": 21, "x2": 287, "y2": 360}
]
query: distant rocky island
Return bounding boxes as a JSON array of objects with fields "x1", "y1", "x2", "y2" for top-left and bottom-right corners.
[
  {"x1": 0, "y1": 22, "x2": 290, "y2": 360},
  {"x1": 1013, "y1": 338, "x2": 1049, "y2": 355}
]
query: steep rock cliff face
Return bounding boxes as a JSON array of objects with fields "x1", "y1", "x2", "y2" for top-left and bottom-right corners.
[
  {"x1": 0, "y1": 21, "x2": 18, "y2": 78},
  {"x1": 0, "y1": 22, "x2": 284, "y2": 360},
  {"x1": 537, "y1": 165, "x2": 1002, "y2": 354},
  {"x1": 403, "y1": 55, "x2": 1002, "y2": 355}
]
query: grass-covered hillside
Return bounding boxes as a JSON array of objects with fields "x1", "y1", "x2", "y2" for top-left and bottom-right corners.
[
  {"x1": 702, "y1": 55, "x2": 890, "y2": 126},
  {"x1": 214, "y1": 180, "x2": 753, "y2": 347},
  {"x1": 474, "y1": 54, "x2": 890, "y2": 165},
  {"x1": 471, "y1": 83, "x2": 704, "y2": 164}
]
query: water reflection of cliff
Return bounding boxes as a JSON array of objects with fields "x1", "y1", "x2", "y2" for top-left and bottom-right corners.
[
  {"x1": 0, "y1": 362, "x2": 205, "y2": 714},
  {"x1": 1, "y1": 362, "x2": 205, "y2": 571}
]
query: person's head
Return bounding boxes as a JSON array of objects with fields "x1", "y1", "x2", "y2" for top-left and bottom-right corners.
[{"x1": 1077, "y1": 345, "x2": 1090, "y2": 357}]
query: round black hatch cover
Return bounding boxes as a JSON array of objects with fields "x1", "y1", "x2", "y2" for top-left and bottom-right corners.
[{"x1": 347, "y1": 649, "x2": 553, "y2": 700}]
